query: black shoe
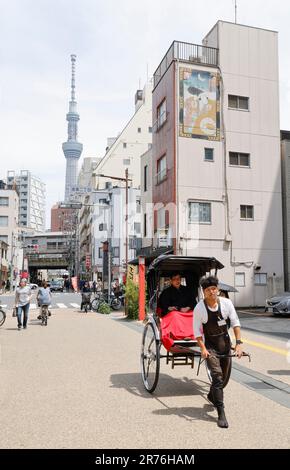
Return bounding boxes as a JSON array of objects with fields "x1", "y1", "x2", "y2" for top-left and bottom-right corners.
[
  {"x1": 18, "y1": 326, "x2": 21, "y2": 330},
  {"x1": 217, "y1": 406, "x2": 229, "y2": 428}
]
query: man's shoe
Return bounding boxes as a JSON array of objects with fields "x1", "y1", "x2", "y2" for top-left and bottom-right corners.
[
  {"x1": 217, "y1": 406, "x2": 229, "y2": 428},
  {"x1": 18, "y1": 326, "x2": 21, "y2": 330}
]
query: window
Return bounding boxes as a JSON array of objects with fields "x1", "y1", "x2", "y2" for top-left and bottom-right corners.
[
  {"x1": 123, "y1": 142, "x2": 127, "y2": 149},
  {"x1": 134, "y1": 222, "x2": 141, "y2": 234},
  {"x1": 228, "y1": 95, "x2": 249, "y2": 111},
  {"x1": 138, "y1": 127, "x2": 141, "y2": 133},
  {"x1": 123, "y1": 159, "x2": 130, "y2": 166},
  {"x1": 112, "y1": 247, "x2": 120, "y2": 258},
  {"x1": 99, "y1": 198, "x2": 108, "y2": 205},
  {"x1": 157, "y1": 207, "x2": 166, "y2": 229},
  {"x1": 235, "y1": 272, "x2": 245, "y2": 287},
  {"x1": 0, "y1": 197, "x2": 9, "y2": 206},
  {"x1": 0, "y1": 235, "x2": 8, "y2": 243},
  {"x1": 157, "y1": 99, "x2": 167, "y2": 129},
  {"x1": 254, "y1": 273, "x2": 267, "y2": 286},
  {"x1": 148, "y1": 126, "x2": 152, "y2": 133},
  {"x1": 240, "y1": 205, "x2": 254, "y2": 220},
  {"x1": 148, "y1": 143, "x2": 152, "y2": 150},
  {"x1": 47, "y1": 242, "x2": 57, "y2": 250},
  {"x1": 144, "y1": 165, "x2": 148, "y2": 192},
  {"x1": 98, "y1": 247, "x2": 103, "y2": 259},
  {"x1": 0, "y1": 216, "x2": 8, "y2": 227},
  {"x1": 99, "y1": 223, "x2": 107, "y2": 231},
  {"x1": 136, "y1": 198, "x2": 141, "y2": 214},
  {"x1": 188, "y1": 202, "x2": 211, "y2": 224},
  {"x1": 229, "y1": 152, "x2": 250, "y2": 167},
  {"x1": 157, "y1": 155, "x2": 166, "y2": 184},
  {"x1": 204, "y1": 148, "x2": 214, "y2": 161},
  {"x1": 144, "y1": 213, "x2": 147, "y2": 237}
]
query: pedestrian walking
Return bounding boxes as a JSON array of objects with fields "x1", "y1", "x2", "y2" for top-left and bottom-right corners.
[
  {"x1": 92, "y1": 280, "x2": 97, "y2": 294},
  {"x1": 15, "y1": 278, "x2": 32, "y2": 330}
]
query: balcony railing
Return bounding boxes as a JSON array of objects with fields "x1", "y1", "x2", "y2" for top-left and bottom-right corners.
[{"x1": 153, "y1": 40, "x2": 219, "y2": 88}]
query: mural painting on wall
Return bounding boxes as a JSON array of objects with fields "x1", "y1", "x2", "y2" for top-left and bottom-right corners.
[{"x1": 179, "y1": 68, "x2": 220, "y2": 141}]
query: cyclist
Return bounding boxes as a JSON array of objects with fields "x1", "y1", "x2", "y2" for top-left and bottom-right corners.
[
  {"x1": 37, "y1": 280, "x2": 52, "y2": 320},
  {"x1": 194, "y1": 275, "x2": 243, "y2": 429},
  {"x1": 80, "y1": 281, "x2": 91, "y2": 312}
]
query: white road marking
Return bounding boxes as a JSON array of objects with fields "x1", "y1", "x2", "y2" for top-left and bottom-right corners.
[
  {"x1": 70, "y1": 303, "x2": 80, "y2": 308},
  {"x1": 1, "y1": 305, "x2": 7, "y2": 308},
  {"x1": 30, "y1": 304, "x2": 37, "y2": 310},
  {"x1": 56, "y1": 303, "x2": 68, "y2": 309}
]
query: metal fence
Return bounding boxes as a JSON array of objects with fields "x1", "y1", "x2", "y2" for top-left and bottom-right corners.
[{"x1": 154, "y1": 41, "x2": 219, "y2": 88}]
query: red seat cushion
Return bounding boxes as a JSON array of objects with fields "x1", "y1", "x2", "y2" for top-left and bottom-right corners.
[{"x1": 160, "y1": 310, "x2": 195, "y2": 351}]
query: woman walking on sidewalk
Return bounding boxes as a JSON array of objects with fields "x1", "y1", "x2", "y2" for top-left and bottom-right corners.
[{"x1": 15, "y1": 278, "x2": 32, "y2": 330}]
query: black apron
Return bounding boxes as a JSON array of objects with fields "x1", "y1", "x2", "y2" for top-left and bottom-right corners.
[{"x1": 203, "y1": 300, "x2": 231, "y2": 354}]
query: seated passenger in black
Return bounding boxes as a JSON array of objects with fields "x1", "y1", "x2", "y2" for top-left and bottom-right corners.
[{"x1": 158, "y1": 272, "x2": 195, "y2": 317}]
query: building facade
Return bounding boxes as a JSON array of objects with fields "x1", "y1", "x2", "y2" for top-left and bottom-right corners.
[
  {"x1": 0, "y1": 181, "x2": 23, "y2": 286},
  {"x1": 6, "y1": 170, "x2": 46, "y2": 231},
  {"x1": 94, "y1": 81, "x2": 153, "y2": 191},
  {"x1": 150, "y1": 21, "x2": 283, "y2": 307},
  {"x1": 78, "y1": 187, "x2": 142, "y2": 282},
  {"x1": 281, "y1": 130, "x2": 290, "y2": 291}
]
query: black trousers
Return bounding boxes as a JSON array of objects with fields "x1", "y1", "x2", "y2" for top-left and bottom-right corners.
[{"x1": 206, "y1": 351, "x2": 231, "y2": 408}]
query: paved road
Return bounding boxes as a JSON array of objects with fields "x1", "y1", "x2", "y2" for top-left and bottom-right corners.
[
  {"x1": 0, "y1": 292, "x2": 84, "y2": 311},
  {"x1": 0, "y1": 305, "x2": 289, "y2": 449}
]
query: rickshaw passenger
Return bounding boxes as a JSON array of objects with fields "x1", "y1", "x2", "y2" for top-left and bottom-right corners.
[{"x1": 158, "y1": 272, "x2": 195, "y2": 317}]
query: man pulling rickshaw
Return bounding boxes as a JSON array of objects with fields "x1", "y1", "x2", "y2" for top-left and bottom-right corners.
[{"x1": 194, "y1": 275, "x2": 243, "y2": 428}]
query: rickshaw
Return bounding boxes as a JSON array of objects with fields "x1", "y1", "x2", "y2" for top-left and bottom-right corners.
[{"x1": 140, "y1": 255, "x2": 250, "y2": 393}]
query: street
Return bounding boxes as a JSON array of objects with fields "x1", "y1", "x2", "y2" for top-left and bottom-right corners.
[{"x1": 0, "y1": 294, "x2": 289, "y2": 449}]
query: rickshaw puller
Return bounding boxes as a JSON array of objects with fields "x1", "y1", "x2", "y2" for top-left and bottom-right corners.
[{"x1": 194, "y1": 276, "x2": 243, "y2": 429}]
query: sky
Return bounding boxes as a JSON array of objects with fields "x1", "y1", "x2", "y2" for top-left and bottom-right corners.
[{"x1": 1, "y1": 0, "x2": 290, "y2": 228}]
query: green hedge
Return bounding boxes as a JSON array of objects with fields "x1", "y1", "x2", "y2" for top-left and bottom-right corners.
[{"x1": 125, "y1": 279, "x2": 139, "y2": 320}]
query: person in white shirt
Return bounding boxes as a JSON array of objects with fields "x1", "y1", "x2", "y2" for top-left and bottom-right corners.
[
  {"x1": 194, "y1": 275, "x2": 243, "y2": 429},
  {"x1": 15, "y1": 278, "x2": 32, "y2": 330}
]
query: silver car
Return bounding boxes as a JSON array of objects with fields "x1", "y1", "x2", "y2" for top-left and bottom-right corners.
[{"x1": 265, "y1": 292, "x2": 290, "y2": 316}]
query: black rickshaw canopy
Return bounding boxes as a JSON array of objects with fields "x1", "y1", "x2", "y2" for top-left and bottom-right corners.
[{"x1": 147, "y1": 255, "x2": 224, "y2": 277}]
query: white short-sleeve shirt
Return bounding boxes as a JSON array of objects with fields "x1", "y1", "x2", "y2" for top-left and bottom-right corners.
[{"x1": 194, "y1": 297, "x2": 241, "y2": 338}]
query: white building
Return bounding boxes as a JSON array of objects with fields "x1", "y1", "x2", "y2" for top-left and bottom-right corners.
[
  {"x1": 7, "y1": 170, "x2": 46, "y2": 231},
  {"x1": 78, "y1": 187, "x2": 141, "y2": 281},
  {"x1": 94, "y1": 81, "x2": 153, "y2": 191},
  {"x1": 150, "y1": 21, "x2": 283, "y2": 307},
  {"x1": 0, "y1": 181, "x2": 23, "y2": 286},
  {"x1": 140, "y1": 148, "x2": 153, "y2": 249}
]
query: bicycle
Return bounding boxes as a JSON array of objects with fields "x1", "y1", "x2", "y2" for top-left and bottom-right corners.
[
  {"x1": 0, "y1": 304, "x2": 6, "y2": 327},
  {"x1": 91, "y1": 292, "x2": 121, "y2": 312},
  {"x1": 40, "y1": 304, "x2": 50, "y2": 326}
]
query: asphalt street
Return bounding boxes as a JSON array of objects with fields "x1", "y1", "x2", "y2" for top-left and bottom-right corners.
[{"x1": 0, "y1": 295, "x2": 289, "y2": 449}]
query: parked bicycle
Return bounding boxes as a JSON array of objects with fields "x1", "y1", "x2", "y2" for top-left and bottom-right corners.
[
  {"x1": 0, "y1": 303, "x2": 6, "y2": 327},
  {"x1": 90, "y1": 291, "x2": 121, "y2": 312}
]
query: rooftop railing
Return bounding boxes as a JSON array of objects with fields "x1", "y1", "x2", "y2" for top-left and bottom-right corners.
[{"x1": 153, "y1": 40, "x2": 219, "y2": 88}]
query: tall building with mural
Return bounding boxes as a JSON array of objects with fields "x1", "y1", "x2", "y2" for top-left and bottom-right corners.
[
  {"x1": 146, "y1": 21, "x2": 283, "y2": 307},
  {"x1": 62, "y1": 54, "x2": 83, "y2": 202}
]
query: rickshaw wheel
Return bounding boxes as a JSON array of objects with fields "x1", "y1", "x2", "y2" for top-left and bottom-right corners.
[
  {"x1": 205, "y1": 356, "x2": 232, "y2": 389},
  {"x1": 141, "y1": 322, "x2": 160, "y2": 393}
]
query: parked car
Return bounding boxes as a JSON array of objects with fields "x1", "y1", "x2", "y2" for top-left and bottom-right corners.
[
  {"x1": 49, "y1": 280, "x2": 64, "y2": 292},
  {"x1": 28, "y1": 283, "x2": 38, "y2": 290},
  {"x1": 265, "y1": 292, "x2": 290, "y2": 316}
]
